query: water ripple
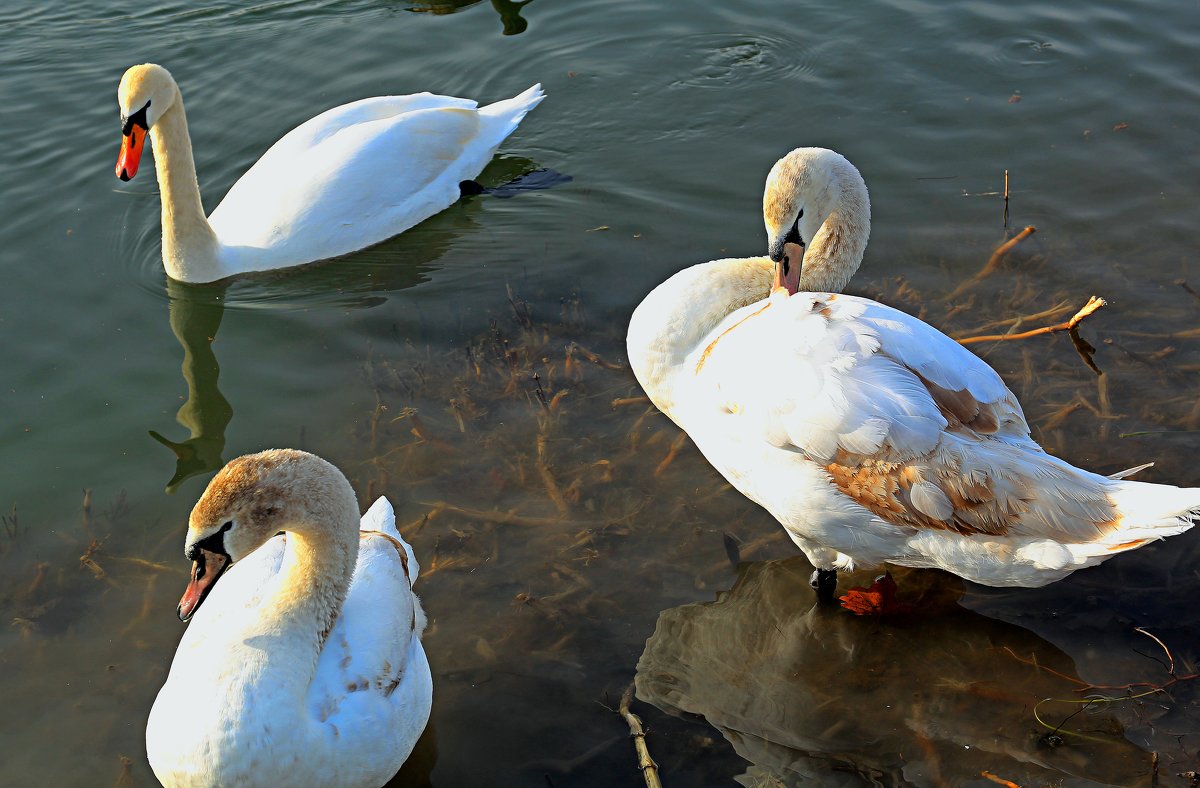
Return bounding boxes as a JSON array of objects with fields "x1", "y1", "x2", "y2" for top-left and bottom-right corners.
[{"x1": 666, "y1": 32, "x2": 828, "y2": 91}]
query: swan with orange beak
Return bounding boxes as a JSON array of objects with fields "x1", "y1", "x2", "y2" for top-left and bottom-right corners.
[
  {"x1": 147, "y1": 449, "x2": 433, "y2": 786},
  {"x1": 628, "y1": 147, "x2": 1198, "y2": 601},
  {"x1": 114, "y1": 63, "x2": 544, "y2": 283}
]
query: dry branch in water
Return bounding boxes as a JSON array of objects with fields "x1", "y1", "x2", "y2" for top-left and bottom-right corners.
[
  {"x1": 617, "y1": 684, "x2": 663, "y2": 788},
  {"x1": 958, "y1": 297, "x2": 1105, "y2": 346},
  {"x1": 416, "y1": 500, "x2": 602, "y2": 529},
  {"x1": 654, "y1": 433, "x2": 689, "y2": 478},
  {"x1": 982, "y1": 770, "x2": 1021, "y2": 788},
  {"x1": 954, "y1": 299, "x2": 1075, "y2": 336},
  {"x1": 945, "y1": 225, "x2": 1037, "y2": 301}
]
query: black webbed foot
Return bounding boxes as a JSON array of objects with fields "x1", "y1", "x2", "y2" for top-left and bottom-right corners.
[
  {"x1": 458, "y1": 179, "x2": 487, "y2": 197},
  {"x1": 810, "y1": 568, "x2": 838, "y2": 603}
]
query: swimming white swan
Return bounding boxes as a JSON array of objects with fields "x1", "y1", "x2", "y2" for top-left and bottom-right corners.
[
  {"x1": 115, "y1": 64, "x2": 544, "y2": 283},
  {"x1": 627, "y1": 147, "x2": 1199, "y2": 595},
  {"x1": 146, "y1": 449, "x2": 432, "y2": 786}
]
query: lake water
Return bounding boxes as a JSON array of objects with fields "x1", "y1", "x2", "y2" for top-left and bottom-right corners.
[{"x1": 2, "y1": 0, "x2": 1199, "y2": 785}]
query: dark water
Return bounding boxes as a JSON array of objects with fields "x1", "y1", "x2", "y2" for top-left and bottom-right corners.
[{"x1": 2, "y1": 0, "x2": 1199, "y2": 785}]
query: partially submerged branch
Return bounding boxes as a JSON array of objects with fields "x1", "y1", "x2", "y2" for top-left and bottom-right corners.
[
  {"x1": 958, "y1": 297, "x2": 1105, "y2": 346},
  {"x1": 945, "y1": 226, "x2": 1037, "y2": 301},
  {"x1": 617, "y1": 684, "x2": 662, "y2": 788}
]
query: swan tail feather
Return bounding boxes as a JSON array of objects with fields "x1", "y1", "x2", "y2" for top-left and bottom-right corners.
[
  {"x1": 1068, "y1": 480, "x2": 1200, "y2": 561},
  {"x1": 361, "y1": 496, "x2": 422, "y2": 584},
  {"x1": 480, "y1": 84, "x2": 545, "y2": 138}
]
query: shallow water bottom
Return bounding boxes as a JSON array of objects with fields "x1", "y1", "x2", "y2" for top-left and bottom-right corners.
[{"x1": 4, "y1": 246, "x2": 1200, "y2": 786}]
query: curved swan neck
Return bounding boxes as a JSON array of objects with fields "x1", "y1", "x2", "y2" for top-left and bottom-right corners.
[
  {"x1": 798, "y1": 154, "x2": 870, "y2": 293},
  {"x1": 236, "y1": 510, "x2": 357, "y2": 705},
  {"x1": 628, "y1": 257, "x2": 773, "y2": 417},
  {"x1": 149, "y1": 91, "x2": 223, "y2": 282},
  {"x1": 764, "y1": 148, "x2": 872, "y2": 294},
  {"x1": 275, "y1": 519, "x2": 358, "y2": 637}
]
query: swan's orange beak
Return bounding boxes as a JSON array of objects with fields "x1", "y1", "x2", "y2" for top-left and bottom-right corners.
[
  {"x1": 177, "y1": 547, "x2": 229, "y2": 622},
  {"x1": 116, "y1": 125, "x2": 146, "y2": 181},
  {"x1": 771, "y1": 241, "x2": 804, "y2": 295}
]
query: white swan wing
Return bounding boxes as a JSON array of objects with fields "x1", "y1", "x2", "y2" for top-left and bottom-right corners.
[
  {"x1": 307, "y1": 498, "x2": 431, "y2": 774},
  {"x1": 208, "y1": 88, "x2": 542, "y2": 271},
  {"x1": 683, "y1": 292, "x2": 1140, "y2": 548},
  {"x1": 690, "y1": 292, "x2": 1029, "y2": 464}
]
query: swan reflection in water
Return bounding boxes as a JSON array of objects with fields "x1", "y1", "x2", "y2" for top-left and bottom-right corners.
[
  {"x1": 150, "y1": 280, "x2": 233, "y2": 493},
  {"x1": 636, "y1": 559, "x2": 1151, "y2": 787},
  {"x1": 146, "y1": 157, "x2": 564, "y2": 492},
  {"x1": 406, "y1": 0, "x2": 536, "y2": 36}
]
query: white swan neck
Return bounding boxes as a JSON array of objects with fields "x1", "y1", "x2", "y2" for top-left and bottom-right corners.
[
  {"x1": 149, "y1": 93, "x2": 223, "y2": 282},
  {"x1": 255, "y1": 511, "x2": 360, "y2": 696},
  {"x1": 628, "y1": 257, "x2": 773, "y2": 417},
  {"x1": 798, "y1": 155, "x2": 871, "y2": 294}
]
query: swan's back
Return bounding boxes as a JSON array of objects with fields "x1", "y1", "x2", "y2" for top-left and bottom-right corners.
[
  {"x1": 208, "y1": 86, "x2": 544, "y2": 273},
  {"x1": 307, "y1": 498, "x2": 431, "y2": 784}
]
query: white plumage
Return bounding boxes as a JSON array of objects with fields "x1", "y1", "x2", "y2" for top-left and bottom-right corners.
[
  {"x1": 115, "y1": 64, "x2": 544, "y2": 283},
  {"x1": 628, "y1": 147, "x2": 1198, "y2": 588},
  {"x1": 146, "y1": 451, "x2": 432, "y2": 787}
]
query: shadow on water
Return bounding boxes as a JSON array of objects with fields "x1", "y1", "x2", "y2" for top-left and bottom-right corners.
[
  {"x1": 385, "y1": 718, "x2": 438, "y2": 787},
  {"x1": 404, "y1": 0, "x2": 536, "y2": 36},
  {"x1": 636, "y1": 559, "x2": 1152, "y2": 787}
]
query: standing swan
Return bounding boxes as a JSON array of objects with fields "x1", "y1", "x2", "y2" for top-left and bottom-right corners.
[
  {"x1": 627, "y1": 147, "x2": 1199, "y2": 597},
  {"x1": 146, "y1": 449, "x2": 432, "y2": 786},
  {"x1": 115, "y1": 64, "x2": 544, "y2": 283}
]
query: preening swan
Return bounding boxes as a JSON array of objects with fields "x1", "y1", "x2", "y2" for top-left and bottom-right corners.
[
  {"x1": 146, "y1": 449, "x2": 432, "y2": 787},
  {"x1": 627, "y1": 147, "x2": 1198, "y2": 596},
  {"x1": 115, "y1": 64, "x2": 544, "y2": 283}
]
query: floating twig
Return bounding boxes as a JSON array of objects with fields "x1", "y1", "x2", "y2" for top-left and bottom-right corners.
[
  {"x1": 954, "y1": 299, "x2": 1074, "y2": 336},
  {"x1": 957, "y1": 296, "x2": 1105, "y2": 345},
  {"x1": 617, "y1": 684, "x2": 662, "y2": 788},
  {"x1": 417, "y1": 501, "x2": 601, "y2": 528}
]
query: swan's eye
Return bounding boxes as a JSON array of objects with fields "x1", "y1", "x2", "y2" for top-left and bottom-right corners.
[
  {"x1": 186, "y1": 520, "x2": 234, "y2": 561},
  {"x1": 121, "y1": 100, "x2": 151, "y2": 135},
  {"x1": 784, "y1": 221, "x2": 802, "y2": 246}
]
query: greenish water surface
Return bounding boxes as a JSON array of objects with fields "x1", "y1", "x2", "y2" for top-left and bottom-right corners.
[{"x1": 2, "y1": 1, "x2": 1198, "y2": 784}]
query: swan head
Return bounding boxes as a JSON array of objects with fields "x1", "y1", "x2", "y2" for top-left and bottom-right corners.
[
  {"x1": 177, "y1": 449, "x2": 355, "y2": 621},
  {"x1": 115, "y1": 64, "x2": 179, "y2": 181},
  {"x1": 762, "y1": 147, "x2": 871, "y2": 294}
]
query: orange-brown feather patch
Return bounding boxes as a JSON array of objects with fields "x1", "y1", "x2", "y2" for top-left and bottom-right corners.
[
  {"x1": 694, "y1": 302, "x2": 771, "y2": 374},
  {"x1": 824, "y1": 450, "x2": 1017, "y2": 536},
  {"x1": 916, "y1": 374, "x2": 1001, "y2": 435}
]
